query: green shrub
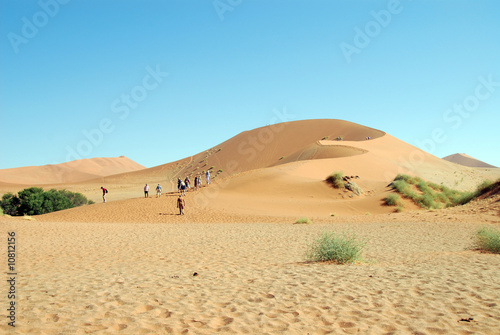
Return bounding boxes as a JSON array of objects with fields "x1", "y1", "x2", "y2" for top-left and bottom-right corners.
[
  {"x1": 18, "y1": 187, "x2": 45, "y2": 215},
  {"x1": 473, "y1": 226, "x2": 500, "y2": 254},
  {"x1": 394, "y1": 174, "x2": 420, "y2": 185},
  {"x1": 391, "y1": 179, "x2": 410, "y2": 194},
  {"x1": 417, "y1": 193, "x2": 439, "y2": 209},
  {"x1": 476, "y1": 180, "x2": 495, "y2": 195},
  {"x1": 1, "y1": 193, "x2": 20, "y2": 216},
  {"x1": 395, "y1": 206, "x2": 403, "y2": 213},
  {"x1": 389, "y1": 176, "x2": 493, "y2": 210},
  {"x1": 454, "y1": 192, "x2": 475, "y2": 206},
  {"x1": 0, "y1": 188, "x2": 91, "y2": 216},
  {"x1": 306, "y1": 231, "x2": 366, "y2": 264},
  {"x1": 427, "y1": 182, "x2": 442, "y2": 191},
  {"x1": 42, "y1": 189, "x2": 73, "y2": 213},
  {"x1": 384, "y1": 193, "x2": 402, "y2": 206},
  {"x1": 326, "y1": 172, "x2": 345, "y2": 189},
  {"x1": 295, "y1": 217, "x2": 312, "y2": 224}
]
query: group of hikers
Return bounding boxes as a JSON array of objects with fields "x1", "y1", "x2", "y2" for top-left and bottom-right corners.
[
  {"x1": 143, "y1": 183, "x2": 163, "y2": 198},
  {"x1": 177, "y1": 170, "x2": 211, "y2": 195},
  {"x1": 100, "y1": 170, "x2": 212, "y2": 215}
]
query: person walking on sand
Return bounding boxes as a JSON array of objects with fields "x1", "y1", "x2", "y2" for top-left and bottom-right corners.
[
  {"x1": 156, "y1": 184, "x2": 162, "y2": 198},
  {"x1": 194, "y1": 175, "x2": 199, "y2": 190},
  {"x1": 101, "y1": 186, "x2": 108, "y2": 203},
  {"x1": 177, "y1": 195, "x2": 185, "y2": 215},
  {"x1": 206, "y1": 170, "x2": 211, "y2": 185},
  {"x1": 144, "y1": 184, "x2": 150, "y2": 198},
  {"x1": 185, "y1": 176, "x2": 191, "y2": 191},
  {"x1": 177, "y1": 178, "x2": 182, "y2": 193},
  {"x1": 180, "y1": 180, "x2": 186, "y2": 196}
]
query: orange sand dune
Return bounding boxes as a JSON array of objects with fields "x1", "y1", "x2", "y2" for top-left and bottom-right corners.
[
  {"x1": 3, "y1": 119, "x2": 500, "y2": 334},
  {"x1": 3, "y1": 119, "x2": 497, "y2": 210},
  {"x1": 0, "y1": 156, "x2": 145, "y2": 185},
  {"x1": 443, "y1": 153, "x2": 497, "y2": 168}
]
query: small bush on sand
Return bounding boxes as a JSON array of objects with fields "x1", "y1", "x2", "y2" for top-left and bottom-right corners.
[
  {"x1": 306, "y1": 231, "x2": 366, "y2": 264},
  {"x1": 326, "y1": 172, "x2": 345, "y2": 189},
  {"x1": 384, "y1": 193, "x2": 402, "y2": 206},
  {"x1": 395, "y1": 206, "x2": 403, "y2": 213},
  {"x1": 473, "y1": 226, "x2": 500, "y2": 254},
  {"x1": 391, "y1": 179, "x2": 410, "y2": 195},
  {"x1": 295, "y1": 217, "x2": 312, "y2": 224}
]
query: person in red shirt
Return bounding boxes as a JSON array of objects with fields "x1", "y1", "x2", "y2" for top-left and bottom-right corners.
[{"x1": 101, "y1": 186, "x2": 108, "y2": 203}]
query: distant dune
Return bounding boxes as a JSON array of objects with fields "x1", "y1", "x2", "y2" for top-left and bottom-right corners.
[
  {"x1": 0, "y1": 156, "x2": 145, "y2": 185},
  {"x1": 442, "y1": 153, "x2": 497, "y2": 168}
]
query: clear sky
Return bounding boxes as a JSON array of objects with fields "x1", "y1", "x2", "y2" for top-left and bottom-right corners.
[{"x1": 1, "y1": 0, "x2": 499, "y2": 170}]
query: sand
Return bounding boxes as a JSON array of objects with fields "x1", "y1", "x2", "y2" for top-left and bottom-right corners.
[
  {"x1": 1, "y1": 119, "x2": 499, "y2": 334},
  {"x1": 1, "y1": 209, "x2": 500, "y2": 334}
]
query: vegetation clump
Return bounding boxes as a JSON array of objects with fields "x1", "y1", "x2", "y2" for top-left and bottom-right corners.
[
  {"x1": 295, "y1": 217, "x2": 313, "y2": 224},
  {"x1": 384, "y1": 193, "x2": 403, "y2": 207},
  {"x1": 388, "y1": 174, "x2": 498, "y2": 210},
  {"x1": 0, "y1": 187, "x2": 92, "y2": 216},
  {"x1": 306, "y1": 231, "x2": 366, "y2": 264},
  {"x1": 473, "y1": 226, "x2": 500, "y2": 254},
  {"x1": 326, "y1": 172, "x2": 345, "y2": 189}
]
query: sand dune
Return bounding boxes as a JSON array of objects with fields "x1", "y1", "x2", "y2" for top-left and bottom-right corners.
[
  {"x1": 0, "y1": 156, "x2": 145, "y2": 185},
  {"x1": 443, "y1": 153, "x2": 497, "y2": 168},
  {"x1": 2, "y1": 119, "x2": 500, "y2": 334},
  {"x1": 2, "y1": 120, "x2": 498, "y2": 211}
]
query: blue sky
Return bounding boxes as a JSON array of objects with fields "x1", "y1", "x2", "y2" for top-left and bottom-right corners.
[{"x1": 1, "y1": 0, "x2": 499, "y2": 170}]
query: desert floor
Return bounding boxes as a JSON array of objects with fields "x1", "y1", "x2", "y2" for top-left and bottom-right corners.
[{"x1": 1, "y1": 205, "x2": 500, "y2": 335}]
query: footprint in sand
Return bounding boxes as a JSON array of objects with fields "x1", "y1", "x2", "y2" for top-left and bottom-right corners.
[
  {"x1": 44, "y1": 314, "x2": 59, "y2": 322},
  {"x1": 108, "y1": 323, "x2": 127, "y2": 331},
  {"x1": 133, "y1": 304, "x2": 155, "y2": 314},
  {"x1": 154, "y1": 308, "x2": 172, "y2": 318},
  {"x1": 338, "y1": 321, "x2": 356, "y2": 328},
  {"x1": 208, "y1": 316, "x2": 234, "y2": 328}
]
